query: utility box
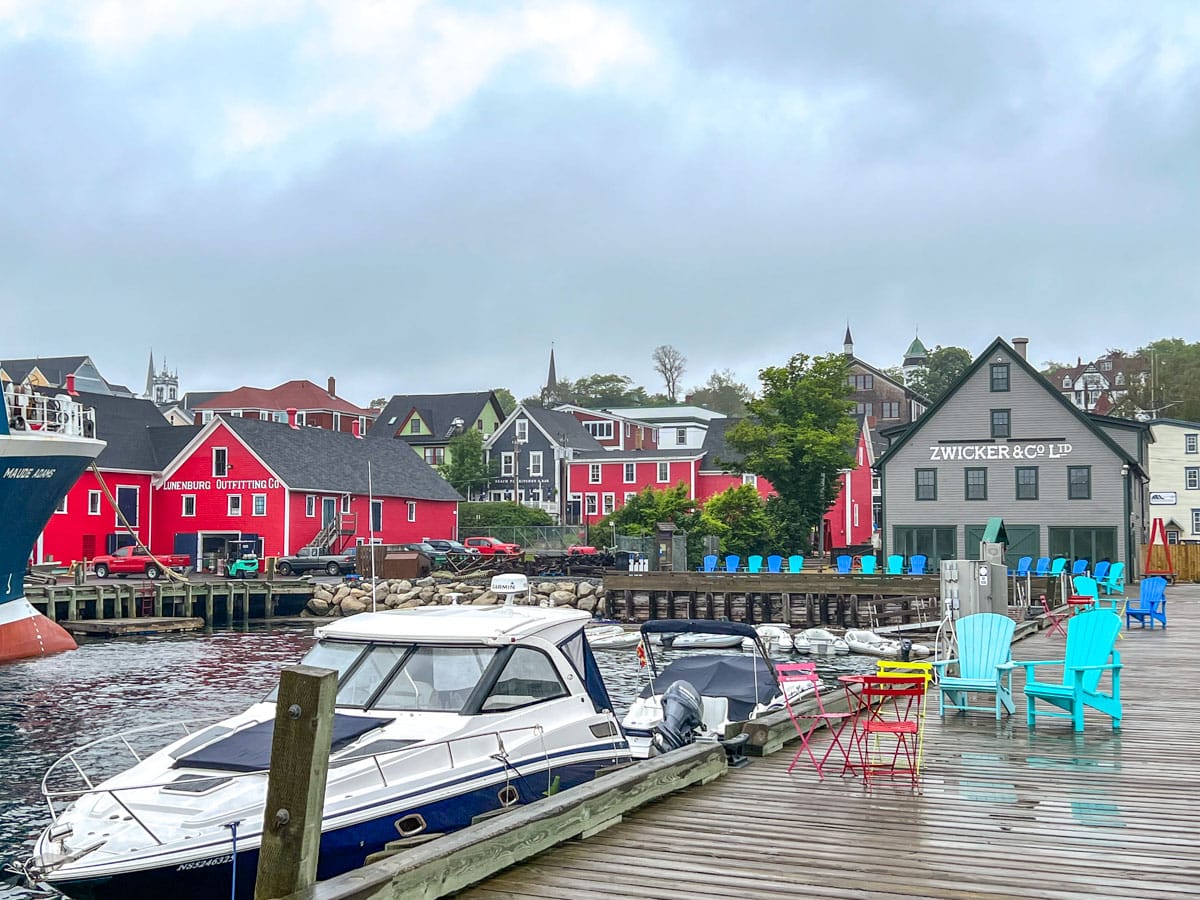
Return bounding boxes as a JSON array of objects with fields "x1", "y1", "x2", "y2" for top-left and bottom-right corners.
[
  {"x1": 940, "y1": 559, "x2": 1008, "y2": 618},
  {"x1": 383, "y1": 551, "x2": 429, "y2": 580}
]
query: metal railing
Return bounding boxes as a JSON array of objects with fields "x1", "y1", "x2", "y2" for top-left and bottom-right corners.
[{"x1": 3, "y1": 386, "x2": 96, "y2": 438}]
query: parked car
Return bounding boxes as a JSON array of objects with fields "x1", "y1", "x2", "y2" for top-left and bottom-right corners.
[
  {"x1": 424, "y1": 539, "x2": 480, "y2": 556},
  {"x1": 463, "y1": 536, "x2": 522, "y2": 555},
  {"x1": 275, "y1": 547, "x2": 358, "y2": 577},
  {"x1": 92, "y1": 546, "x2": 190, "y2": 579}
]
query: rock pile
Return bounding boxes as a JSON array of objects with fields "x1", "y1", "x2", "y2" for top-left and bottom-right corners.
[{"x1": 304, "y1": 576, "x2": 606, "y2": 617}]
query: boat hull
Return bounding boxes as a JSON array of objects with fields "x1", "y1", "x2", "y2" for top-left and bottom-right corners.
[{"x1": 0, "y1": 597, "x2": 76, "y2": 663}]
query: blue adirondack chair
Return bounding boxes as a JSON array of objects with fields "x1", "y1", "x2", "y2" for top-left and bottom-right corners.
[
  {"x1": 699, "y1": 554, "x2": 718, "y2": 573},
  {"x1": 1014, "y1": 556, "x2": 1032, "y2": 577},
  {"x1": 909, "y1": 554, "x2": 928, "y2": 575},
  {"x1": 1125, "y1": 576, "x2": 1167, "y2": 629},
  {"x1": 1018, "y1": 609, "x2": 1122, "y2": 732},
  {"x1": 885, "y1": 554, "x2": 905, "y2": 575},
  {"x1": 1101, "y1": 562, "x2": 1126, "y2": 595},
  {"x1": 747, "y1": 554, "x2": 764, "y2": 573},
  {"x1": 787, "y1": 555, "x2": 804, "y2": 574},
  {"x1": 859, "y1": 555, "x2": 877, "y2": 575},
  {"x1": 1049, "y1": 558, "x2": 1068, "y2": 577},
  {"x1": 1034, "y1": 557, "x2": 1051, "y2": 576},
  {"x1": 1092, "y1": 561, "x2": 1111, "y2": 582},
  {"x1": 836, "y1": 555, "x2": 852, "y2": 574},
  {"x1": 766, "y1": 554, "x2": 783, "y2": 573},
  {"x1": 723, "y1": 554, "x2": 741, "y2": 573},
  {"x1": 1071, "y1": 559, "x2": 1089, "y2": 576},
  {"x1": 931, "y1": 613, "x2": 1015, "y2": 720}
]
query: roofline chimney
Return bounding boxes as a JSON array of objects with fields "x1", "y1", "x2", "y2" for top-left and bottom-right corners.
[
  {"x1": 287, "y1": 407, "x2": 299, "y2": 429},
  {"x1": 327, "y1": 376, "x2": 336, "y2": 397},
  {"x1": 1012, "y1": 337, "x2": 1029, "y2": 360},
  {"x1": 65, "y1": 373, "x2": 78, "y2": 396}
]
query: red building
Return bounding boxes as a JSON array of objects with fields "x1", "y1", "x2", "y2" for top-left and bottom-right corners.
[
  {"x1": 193, "y1": 377, "x2": 375, "y2": 435},
  {"x1": 554, "y1": 405, "x2": 659, "y2": 451},
  {"x1": 822, "y1": 418, "x2": 875, "y2": 552}
]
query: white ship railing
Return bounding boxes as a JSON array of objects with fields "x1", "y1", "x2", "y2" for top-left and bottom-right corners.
[
  {"x1": 3, "y1": 385, "x2": 96, "y2": 438},
  {"x1": 40, "y1": 718, "x2": 547, "y2": 849}
]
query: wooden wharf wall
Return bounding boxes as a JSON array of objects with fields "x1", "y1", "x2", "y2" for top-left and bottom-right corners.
[{"x1": 1141, "y1": 543, "x2": 1200, "y2": 583}]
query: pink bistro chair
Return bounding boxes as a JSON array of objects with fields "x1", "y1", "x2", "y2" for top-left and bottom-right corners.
[{"x1": 776, "y1": 662, "x2": 856, "y2": 780}]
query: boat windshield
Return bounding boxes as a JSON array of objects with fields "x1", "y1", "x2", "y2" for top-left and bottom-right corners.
[{"x1": 264, "y1": 640, "x2": 366, "y2": 701}]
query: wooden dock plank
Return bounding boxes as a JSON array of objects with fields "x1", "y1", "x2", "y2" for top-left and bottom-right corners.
[
  {"x1": 63, "y1": 617, "x2": 205, "y2": 636},
  {"x1": 456, "y1": 587, "x2": 1200, "y2": 900}
]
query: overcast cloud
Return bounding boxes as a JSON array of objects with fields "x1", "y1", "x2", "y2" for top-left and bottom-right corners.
[{"x1": 1, "y1": 1, "x2": 1197, "y2": 403}]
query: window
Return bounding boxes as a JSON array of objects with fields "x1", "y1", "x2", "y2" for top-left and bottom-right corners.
[
  {"x1": 201, "y1": 410, "x2": 214, "y2": 423},
  {"x1": 915, "y1": 468, "x2": 937, "y2": 501},
  {"x1": 341, "y1": 494, "x2": 351, "y2": 514},
  {"x1": 623, "y1": 463, "x2": 636, "y2": 483},
  {"x1": 583, "y1": 420, "x2": 613, "y2": 440},
  {"x1": 88, "y1": 490, "x2": 102, "y2": 515},
  {"x1": 182, "y1": 495, "x2": 196, "y2": 517},
  {"x1": 880, "y1": 402, "x2": 900, "y2": 419},
  {"x1": 332, "y1": 413, "x2": 341, "y2": 431},
  {"x1": 252, "y1": 494, "x2": 267, "y2": 516},
  {"x1": 849, "y1": 373, "x2": 874, "y2": 390},
  {"x1": 1187, "y1": 434, "x2": 1198, "y2": 455},
  {"x1": 423, "y1": 447, "x2": 445, "y2": 466},
  {"x1": 1062, "y1": 376, "x2": 1071, "y2": 388},
  {"x1": 1048, "y1": 526, "x2": 1116, "y2": 562},
  {"x1": 602, "y1": 493, "x2": 615, "y2": 515},
  {"x1": 295, "y1": 411, "x2": 306, "y2": 426},
  {"x1": 589, "y1": 464, "x2": 601, "y2": 484},
  {"x1": 854, "y1": 402, "x2": 873, "y2": 417},
  {"x1": 1015, "y1": 466, "x2": 1039, "y2": 500},
  {"x1": 965, "y1": 468, "x2": 987, "y2": 501},
  {"x1": 1115, "y1": 372, "x2": 1125, "y2": 387},
  {"x1": 409, "y1": 418, "x2": 421, "y2": 434},
  {"x1": 892, "y1": 526, "x2": 957, "y2": 566},
  {"x1": 624, "y1": 492, "x2": 637, "y2": 503},
  {"x1": 513, "y1": 419, "x2": 529, "y2": 442},
  {"x1": 228, "y1": 494, "x2": 242, "y2": 516},
  {"x1": 676, "y1": 427, "x2": 687, "y2": 445},
  {"x1": 371, "y1": 500, "x2": 383, "y2": 531},
  {"x1": 585, "y1": 494, "x2": 598, "y2": 516},
  {"x1": 212, "y1": 447, "x2": 228, "y2": 477},
  {"x1": 528, "y1": 451, "x2": 543, "y2": 477},
  {"x1": 481, "y1": 648, "x2": 568, "y2": 712},
  {"x1": 742, "y1": 474, "x2": 758, "y2": 487},
  {"x1": 55, "y1": 494, "x2": 67, "y2": 514},
  {"x1": 657, "y1": 462, "x2": 670, "y2": 483},
  {"x1": 990, "y1": 409, "x2": 1011, "y2": 439},
  {"x1": 407, "y1": 501, "x2": 416, "y2": 522},
  {"x1": 1194, "y1": 510, "x2": 1200, "y2": 535},
  {"x1": 306, "y1": 495, "x2": 316, "y2": 517},
  {"x1": 501, "y1": 453, "x2": 515, "y2": 477},
  {"x1": 229, "y1": 409, "x2": 243, "y2": 417},
  {"x1": 476, "y1": 418, "x2": 483, "y2": 430},
  {"x1": 1100, "y1": 360, "x2": 1112, "y2": 371},
  {"x1": 990, "y1": 363, "x2": 1010, "y2": 392},
  {"x1": 1067, "y1": 466, "x2": 1092, "y2": 500},
  {"x1": 1187, "y1": 468, "x2": 1200, "y2": 491}
]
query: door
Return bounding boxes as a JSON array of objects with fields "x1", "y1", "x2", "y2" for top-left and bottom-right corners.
[
  {"x1": 81, "y1": 534, "x2": 97, "y2": 561},
  {"x1": 174, "y1": 533, "x2": 200, "y2": 566},
  {"x1": 322, "y1": 497, "x2": 337, "y2": 526},
  {"x1": 115, "y1": 486, "x2": 139, "y2": 527}
]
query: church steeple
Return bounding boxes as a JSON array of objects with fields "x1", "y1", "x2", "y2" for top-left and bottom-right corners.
[
  {"x1": 144, "y1": 350, "x2": 156, "y2": 398},
  {"x1": 843, "y1": 326, "x2": 854, "y2": 358},
  {"x1": 546, "y1": 346, "x2": 557, "y2": 393}
]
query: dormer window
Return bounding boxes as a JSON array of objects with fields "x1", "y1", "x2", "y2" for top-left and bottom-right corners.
[
  {"x1": 1062, "y1": 376, "x2": 1071, "y2": 388},
  {"x1": 1115, "y1": 372, "x2": 1125, "y2": 387}
]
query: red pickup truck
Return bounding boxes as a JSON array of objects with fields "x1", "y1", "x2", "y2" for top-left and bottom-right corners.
[
  {"x1": 92, "y1": 546, "x2": 190, "y2": 579},
  {"x1": 463, "y1": 536, "x2": 522, "y2": 556}
]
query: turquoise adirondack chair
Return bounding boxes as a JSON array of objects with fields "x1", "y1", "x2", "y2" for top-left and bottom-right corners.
[
  {"x1": 1034, "y1": 557, "x2": 1051, "y2": 576},
  {"x1": 787, "y1": 555, "x2": 804, "y2": 574},
  {"x1": 859, "y1": 555, "x2": 877, "y2": 575},
  {"x1": 1092, "y1": 561, "x2": 1111, "y2": 582},
  {"x1": 1125, "y1": 576, "x2": 1167, "y2": 629},
  {"x1": 1071, "y1": 575, "x2": 1099, "y2": 603},
  {"x1": 747, "y1": 554, "x2": 764, "y2": 573},
  {"x1": 909, "y1": 554, "x2": 928, "y2": 575},
  {"x1": 1017, "y1": 610, "x2": 1122, "y2": 732},
  {"x1": 1049, "y1": 558, "x2": 1068, "y2": 577},
  {"x1": 699, "y1": 554, "x2": 718, "y2": 572},
  {"x1": 723, "y1": 554, "x2": 741, "y2": 573},
  {"x1": 1014, "y1": 556, "x2": 1032, "y2": 577},
  {"x1": 766, "y1": 554, "x2": 783, "y2": 573},
  {"x1": 836, "y1": 555, "x2": 852, "y2": 574},
  {"x1": 931, "y1": 613, "x2": 1015, "y2": 720},
  {"x1": 885, "y1": 554, "x2": 905, "y2": 575},
  {"x1": 1100, "y1": 562, "x2": 1126, "y2": 595}
]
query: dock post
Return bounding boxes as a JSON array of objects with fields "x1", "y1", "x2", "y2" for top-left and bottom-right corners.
[
  {"x1": 225, "y1": 588, "x2": 233, "y2": 626},
  {"x1": 154, "y1": 585, "x2": 163, "y2": 618},
  {"x1": 204, "y1": 586, "x2": 214, "y2": 625},
  {"x1": 253, "y1": 664, "x2": 336, "y2": 900}
]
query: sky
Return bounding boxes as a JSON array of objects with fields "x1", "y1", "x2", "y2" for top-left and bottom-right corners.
[{"x1": 1, "y1": 1, "x2": 1197, "y2": 405}]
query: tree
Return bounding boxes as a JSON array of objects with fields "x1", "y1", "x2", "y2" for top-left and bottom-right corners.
[
  {"x1": 703, "y1": 484, "x2": 775, "y2": 558},
  {"x1": 437, "y1": 429, "x2": 497, "y2": 500},
  {"x1": 652, "y1": 345, "x2": 687, "y2": 403},
  {"x1": 723, "y1": 353, "x2": 857, "y2": 554},
  {"x1": 492, "y1": 387, "x2": 517, "y2": 416},
  {"x1": 567, "y1": 373, "x2": 649, "y2": 407},
  {"x1": 368, "y1": 397, "x2": 388, "y2": 409},
  {"x1": 458, "y1": 502, "x2": 553, "y2": 527},
  {"x1": 688, "y1": 369, "x2": 753, "y2": 417},
  {"x1": 1111, "y1": 339, "x2": 1200, "y2": 421},
  {"x1": 598, "y1": 483, "x2": 721, "y2": 563},
  {"x1": 906, "y1": 345, "x2": 972, "y2": 402}
]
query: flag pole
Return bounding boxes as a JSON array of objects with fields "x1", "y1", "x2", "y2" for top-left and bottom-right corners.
[{"x1": 369, "y1": 460, "x2": 377, "y2": 612}]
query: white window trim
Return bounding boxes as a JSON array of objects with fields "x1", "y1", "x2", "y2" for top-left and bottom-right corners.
[
  {"x1": 371, "y1": 499, "x2": 384, "y2": 531},
  {"x1": 88, "y1": 490, "x2": 102, "y2": 516},
  {"x1": 585, "y1": 493, "x2": 598, "y2": 516},
  {"x1": 55, "y1": 494, "x2": 67, "y2": 514},
  {"x1": 1187, "y1": 434, "x2": 1199, "y2": 454},
  {"x1": 676, "y1": 427, "x2": 687, "y2": 445},
  {"x1": 602, "y1": 493, "x2": 615, "y2": 515},
  {"x1": 623, "y1": 463, "x2": 636, "y2": 484},
  {"x1": 624, "y1": 491, "x2": 637, "y2": 503},
  {"x1": 212, "y1": 446, "x2": 228, "y2": 478},
  {"x1": 228, "y1": 494, "x2": 242, "y2": 516},
  {"x1": 407, "y1": 500, "x2": 417, "y2": 522},
  {"x1": 306, "y1": 494, "x2": 316, "y2": 517},
  {"x1": 529, "y1": 451, "x2": 544, "y2": 477},
  {"x1": 742, "y1": 474, "x2": 758, "y2": 487},
  {"x1": 589, "y1": 464, "x2": 602, "y2": 484},
  {"x1": 657, "y1": 462, "x2": 670, "y2": 483},
  {"x1": 1187, "y1": 468, "x2": 1200, "y2": 491},
  {"x1": 515, "y1": 419, "x2": 529, "y2": 441},
  {"x1": 341, "y1": 494, "x2": 351, "y2": 514},
  {"x1": 332, "y1": 412, "x2": 341, "y2": 431},
  {"x1": 501, "y1": 452, "x2": 515, "y2": 477},
  {"x1": 1192, "y1": 509, "x2": 1200, "y2": 535},
  {"x1": 252, "y1": 493, "x2": 267, "y2": 516},
  {"x1": 584, "y1": 420, "x2": 614, "y2": 440},
  {"x1": 182, "y1": 494, "x2": 196, "y2": 517},
  {"x1": 295, "y1": 411, "x2": 307, "y2": 426}
]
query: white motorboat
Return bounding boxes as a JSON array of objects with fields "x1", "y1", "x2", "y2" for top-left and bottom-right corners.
[
  {"x1": 29, "y1": 602, "x2": 630, "y2": 899},
  {"x1": 792, "y1": 628, "x2": 850, "y2": 656},
  {"x1": 622, "y1": 620, "x2": 814, "y2": 759},
  {"x1": 740, "y1": 624, "x2": 794, "y2": 653},
  {"x1": 671, "y1": 632, "x2": 745, "y2": 650},
  {"x1": 585, "y1": 624, "x2": 641, "y2": 650},
  {"x1": 845, "y1": 629, "x2": 903, "y2": 657}
]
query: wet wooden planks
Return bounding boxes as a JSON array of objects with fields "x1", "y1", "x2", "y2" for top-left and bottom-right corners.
[{"x1": 458, "y1": 587, "x2": 1200, "y2": 900}]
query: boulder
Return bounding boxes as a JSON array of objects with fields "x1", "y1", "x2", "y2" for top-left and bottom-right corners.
[
  {"x1": 313, "y1": 587, "x2": 334, "y2": 602},
  {"x1": 394, "y1": 579, "x2": 413, "y2": 592},
  {"x1": 348, "y1": 588, "x2": 367, "y2": 599},
  {"x1": 556, "y1": 582, "x2": 576, "y2": 594},
  {"x1": 306, "y1": 597, "x2": 330, "y2": 616},
  {"x1": 577, "y1": 581, "x2": 595, "y2": 598},
  {"x1": 340, "y1": 597, "x2": 368, "y2": 615},
  {"x1": 419, "y1": 587, "x2": 438, "y2": 601},
  {"x1": 537, "y1": 582, "x2": 557, "y2": 595},
  {"x1": 474, "y1": 591, "x2": 498, "y2": 605},
  {"x1": 576, "y1": 595, "x2": 597, "y2": 614},
  {"x1": 415, "y1": 576, "x2": 436, "y2": 587},
  {"x1": 333, "y1": 585, "x2": 351, "y2": 601},
  {"x1": 384, "y1": 593, "x2": 402, "y2": 607},
  {"x1": 549, "y1": 590, "x2": 576, "y2": 607}
]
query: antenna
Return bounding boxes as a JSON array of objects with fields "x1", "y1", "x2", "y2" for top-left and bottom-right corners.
[{"x1": 490, "y1": 573, "x2": 529, "y2": 606}]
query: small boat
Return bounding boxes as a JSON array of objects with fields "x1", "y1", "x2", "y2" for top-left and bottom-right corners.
[
  {"x1": 844, "y1": 629, "x2": 902, "y2": 657},
  {"x1": 585, "y1": 624, "x2": 642, "y2": 650},
  {"x1": 671, "y1": 632, "x2": 745, "y2": 650},
  {"x1": 792, "y1": 628, "x2": 850, "y2": 656},
  {"x1": 622, "y1": 620, "x2": 813, "y2": 760},
  {"x1": 741, "y1": 624, "x2": 794, "y2": 652}
]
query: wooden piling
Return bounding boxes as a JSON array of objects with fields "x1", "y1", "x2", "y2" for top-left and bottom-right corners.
[{"x1": 254, "y1": 664, "x2": 337, "y2": 900}]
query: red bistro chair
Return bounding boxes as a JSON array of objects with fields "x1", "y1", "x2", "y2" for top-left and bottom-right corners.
[
  {"x1": 856, "y1": 674, "x2": 929, "y2": 791},
  {"x1": 776, "y1": 662, "x2": 856, "y2": 779},
  {"x1": 1040, "y1": 594, "x2": 1068, "y2": 638}
]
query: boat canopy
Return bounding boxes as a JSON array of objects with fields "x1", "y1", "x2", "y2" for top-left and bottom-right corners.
[
  {"x1": 639, "y1": 619, "x2": 757, "y2": 639},
  {"x1": 639, "y1": 656, "x2": 779, "y2": 722}
]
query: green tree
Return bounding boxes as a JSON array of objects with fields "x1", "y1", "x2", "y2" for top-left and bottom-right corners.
[
  {"x1": 906, "y1": 345, "x2": 972, "y2": 402},
  {"x1": 458, "y1": 502, "x2": 554, "y2": 528},
  {"x1": 703, "y1": 484, "x2": 775, "y2": 557},
  {"x1": 598, "y1": 483, "x2": 721, "y2": 564},
  {"x1": 492, "y1": 387, "x2": 517, "y2": 416},
  {"x1": 1111, "y1": 339, "x2": 1200, "y2": 421},
  {"x1": 688, "y1": 369, "x2": 753, "y2": 416},
  {"x1": 567, "y1": 373, "x2": 649, "y2": 407},
  {"x1": 723, "y1": 353, "x2": 856, "y2": 554},
  {"x1": 437, "y1": 429, "x2": 497, "y2": 500}
]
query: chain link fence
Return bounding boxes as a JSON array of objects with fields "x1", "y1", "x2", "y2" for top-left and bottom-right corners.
[{"x1": 458, "y1": 525, "x2": 592, "y2": 551}]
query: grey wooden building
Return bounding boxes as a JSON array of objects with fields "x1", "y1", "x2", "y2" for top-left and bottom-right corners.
[{"x1": 875, "y1": 337, "x2": 1150, "y2": 570}]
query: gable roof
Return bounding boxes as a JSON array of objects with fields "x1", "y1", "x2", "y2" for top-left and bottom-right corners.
[
  {"x1": 368, "y1": 391, "x2": 502, "y2": 442},
  {"x1": 848, "y1": 355, "x2": 930, "y2": 405},
  {"x1": 698, "y1": 417, "x2": 741, "y2": 471},
  {"x1": 522, "y1": 405, "x2": 603, "y2": 450},
  {"x1": 1, "y1": 356, "x2": 92, "y2": 384},
  {"x1": 874, "y1": 337, "x2": 1149, "y2": 473},
  {"x1": 195, "y1": 380, "x2": 371, "y2": 416},
  {"x1": 180, "y1": 391, "x2": 222, "y2": 411},
  {"x1": 30, "y1": 388, "x2": 168, "y2": 471}
]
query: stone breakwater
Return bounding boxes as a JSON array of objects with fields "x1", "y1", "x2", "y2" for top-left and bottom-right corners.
[{"x1": 304, "y1": 574, "x2": 606, "y2": 617}]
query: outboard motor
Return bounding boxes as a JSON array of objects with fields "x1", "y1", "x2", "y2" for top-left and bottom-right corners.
[
  {"x1": 899, "y1": 638, "x2": 914, "y2": 662},
  {"x1": 651, "y1": 680, "x2": 703, "y2": 755}
]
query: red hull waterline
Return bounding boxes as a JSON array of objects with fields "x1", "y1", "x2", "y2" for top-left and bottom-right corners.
[{"x1": 0, "y1": 600, "x2": 77, "y2": 663}]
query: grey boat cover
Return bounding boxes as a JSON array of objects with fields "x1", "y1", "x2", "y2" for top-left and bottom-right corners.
[
  {"x1": 639, "y1": 655, "x2": 779, "y2": 722},
  {"x1": 174, "y1": 714, "x2": 394, "y2": 773}
]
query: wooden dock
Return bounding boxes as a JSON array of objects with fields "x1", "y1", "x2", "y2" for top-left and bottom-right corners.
[
  {"x1": 64, "y1": 617, "x2": 205, "y2": 636},
  {"x1": 447, "y1": 587, "x2": 1200, "y2": 900}
]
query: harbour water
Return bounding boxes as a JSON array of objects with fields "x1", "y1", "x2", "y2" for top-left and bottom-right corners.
[{"x1": 0, "y1": 625, "x2": 876, "y2": 898}]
